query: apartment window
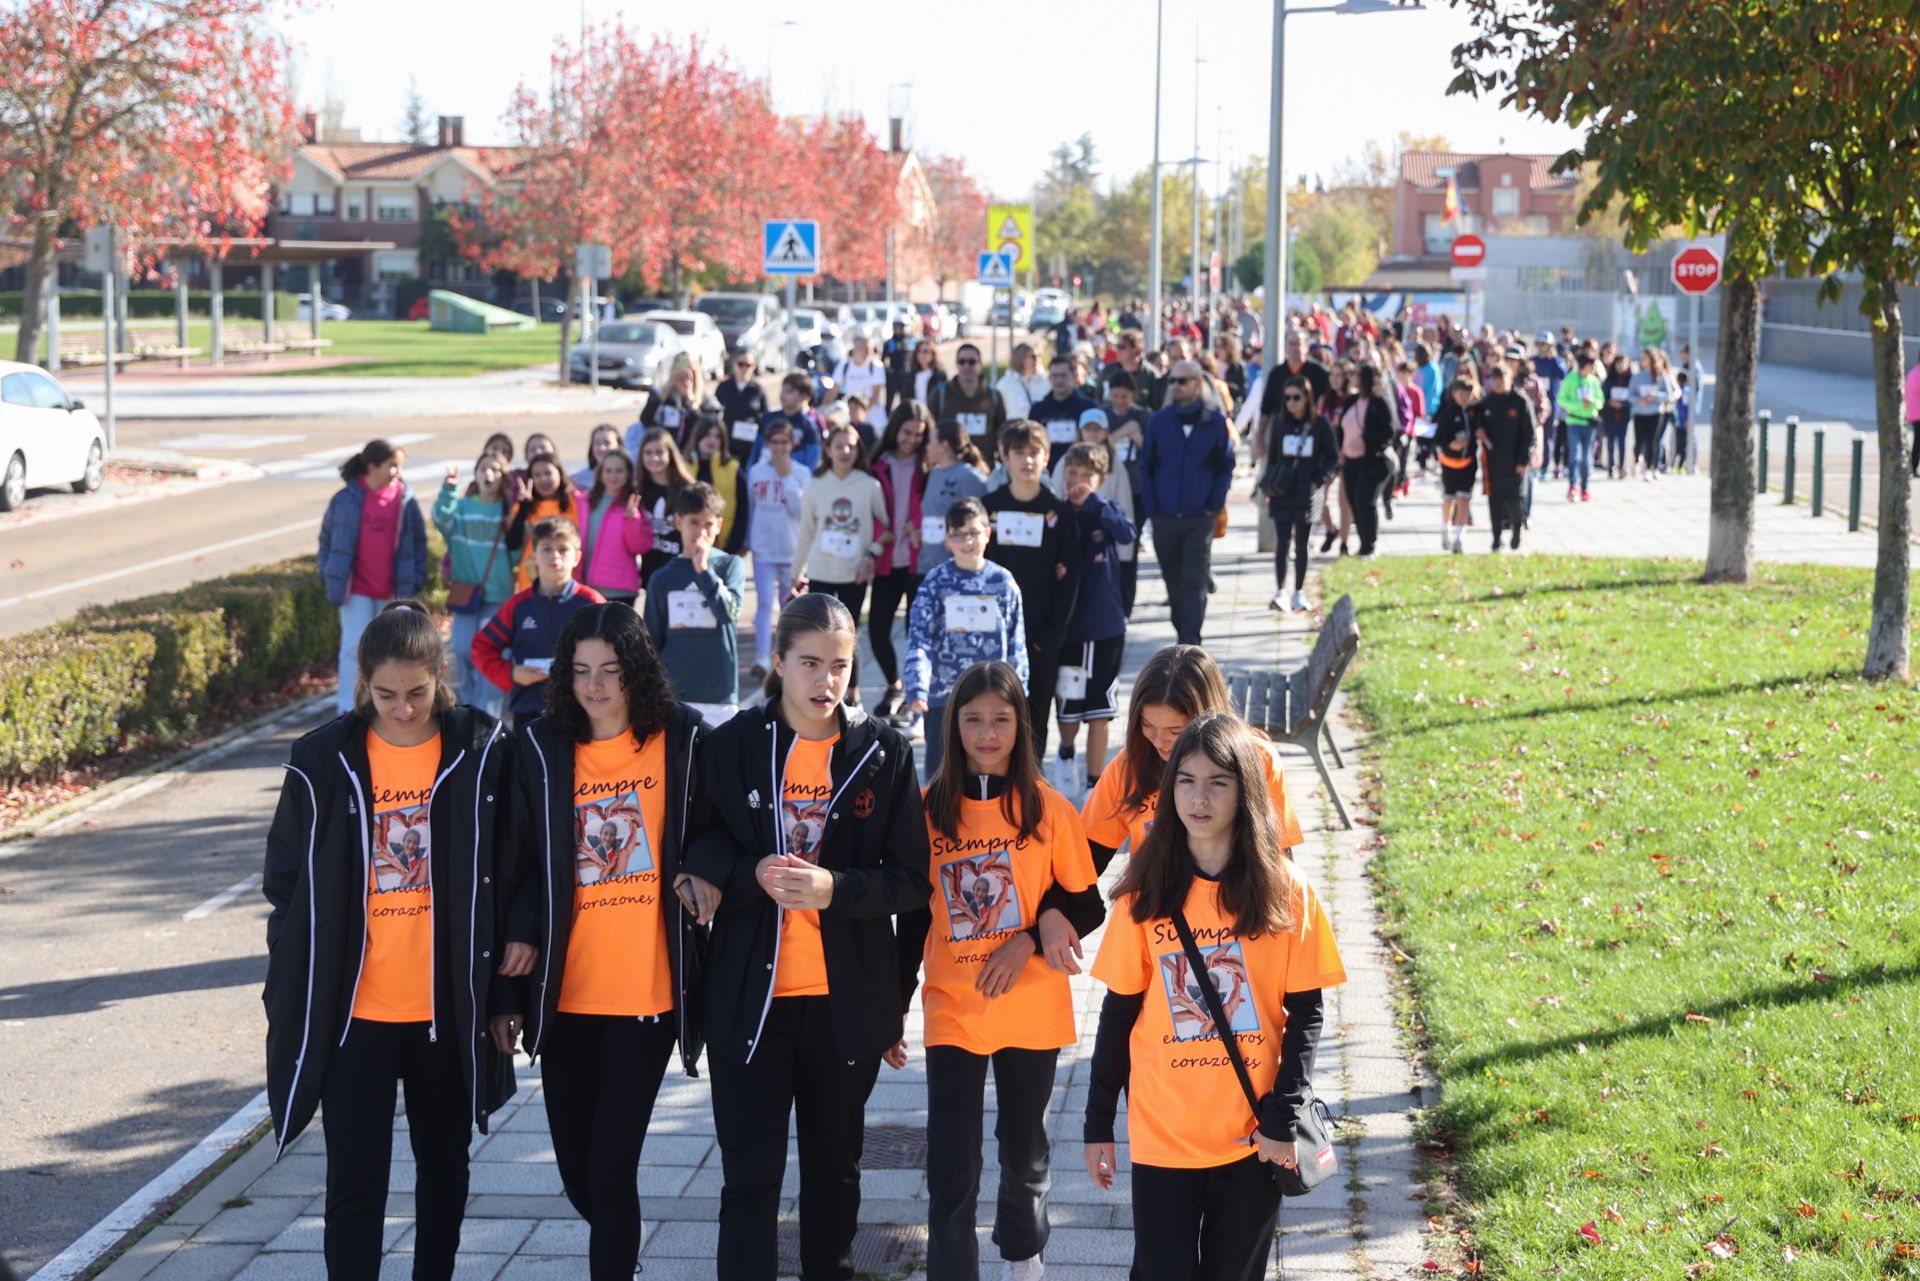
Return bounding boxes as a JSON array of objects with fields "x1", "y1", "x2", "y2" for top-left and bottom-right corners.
[
  {"x1": 1491, "y1": 187, "x2": 1520, "y2": 217},
  {"x1": 344, "y1": 196, "x2": 364, "y2": 221},
  {"x1": 287, "y1": 192, "x2": 316, "y2": 216},
  {"x1": 315, "y1": 191, "x2": 336, "y2": 217},
  {"x1": 376, "y1": 194, "x2": 416, "y2": 222},
  {"x1": 1424, "y1": 212, "x2": 1482, "y2": 255}
]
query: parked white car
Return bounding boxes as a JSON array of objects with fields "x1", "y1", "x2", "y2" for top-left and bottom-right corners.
[
  {"x1": 641, "y1": 310, "x2": 727, "y2": 381},
  {"x1": 294, "y1": 294, "x2": 352, "y2": 322},
  {"x1": 0, "y1": 360, "x2": 107, "y2": 510}
]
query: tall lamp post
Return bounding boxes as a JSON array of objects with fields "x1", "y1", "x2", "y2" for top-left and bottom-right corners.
[
  {"x1": 1148, "y1": 0, "x2": 1165, "y2": 348},
  {"x1": 1190, "y1": 52, "x2": 1205, "y2": 326},
  {"x1": 1262, "y1": 0, "x2": 1421, "y2": 357}
]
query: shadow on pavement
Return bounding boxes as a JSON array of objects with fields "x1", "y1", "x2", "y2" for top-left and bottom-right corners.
[{"x1": 0, "y1": 954, "x2": 264, "y2": 1020}]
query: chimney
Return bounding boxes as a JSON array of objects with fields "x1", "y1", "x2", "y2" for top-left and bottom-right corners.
[
  {"x1": 434, "y1": 115, "x2": 464, "y2": 148},
  {"x1": 300, "y1": 112, "x2": 318, "y2": 144},
  {"x1": 888, "y1": 117, "x2": 904, "y2": 155}
]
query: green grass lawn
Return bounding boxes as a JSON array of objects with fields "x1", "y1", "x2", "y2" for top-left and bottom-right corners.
[
  {"x1": 1321, "y1": 555, "x2": 1920, "y2": 1279},
  {"x1": 17, "y1": 318, "x2": 564, "y2": 378}
]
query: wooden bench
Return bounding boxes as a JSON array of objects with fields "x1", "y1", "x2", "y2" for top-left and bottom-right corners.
[
  {"x1": 282, "y1": 337, "x2": 335, "y2": 355},
  {"x1": 1228, "y1": 592, "x2": 1361, "y2": 829},
  {"x1": 221, "y1": 324, "x2": 287, "y2": 357},
  {"x1": 56, "y1": 329, "x2": 137, "y2": 367}
]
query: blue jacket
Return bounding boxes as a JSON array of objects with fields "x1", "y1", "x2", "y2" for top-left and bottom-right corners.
[
  {"x1": 471, "y1": 580, "x2": 607, "y2": 716},
  {"x1": 903, "y1": 559, "x2": 1028, "y2": 707},
  {"x1": 747, "y1": 409, "x2": 823, "y2": 472},
  {"x1": 317, "y1": 478, "x2": 427, "y2": 606},
  {"x1": 1063, "y1": 492, "x2": 1134, "y2": 644},
  {"x1": 641, "y1": 552, "x2": 747, "y2": 706},
  {"x1": 1139, "y1": 401, "x2": 1234, "y2": 519}
]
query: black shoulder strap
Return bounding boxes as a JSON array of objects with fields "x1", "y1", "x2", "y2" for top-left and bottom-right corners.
[{"x1": 1171, "y1": 907, "x2": 1263, "y2": 1119}]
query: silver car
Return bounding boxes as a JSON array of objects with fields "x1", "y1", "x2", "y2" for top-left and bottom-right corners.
[{"x1": 567, "y1": 320, "x2": 680, "y2": 390}]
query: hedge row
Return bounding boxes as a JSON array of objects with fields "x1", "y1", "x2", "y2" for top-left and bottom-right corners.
[
  {"x1": 0, "y1": 532, "x2": 447, "y2": 783},
  {"x1": 0, "y1": 289, "x2": 302, "y2": 323}
]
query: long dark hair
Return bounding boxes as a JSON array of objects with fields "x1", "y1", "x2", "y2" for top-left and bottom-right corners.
[
  {"x1": 354, "y1": 600, "x2": 453, "y2": 719},
  {"x1": 764, "y1": 591, "x2": 857, "y2": 703},
  {"x1": 517, "y1": 451, "x2": 575, "y2": 516},
  {"x1": 1113, "y1": 713, "x2": 1298, "y2": 938},
  {"x1": 545, "y1": 604, "x2": 675, "y2": 747},
  {"x1": 587, "y1": 447, "x2": 636, "y2": 508},
  {"x1": 635, "y1": 426, "x2": 695, "y2": 498},
  {"x1": 339, "y1": 437, "x2": 400, "y2": 483},
  {"x1": 877, "y1": 402, "x2": 932, "y2": 463},
  {"x1": 925, "y1": 661, "x2": 1044, "y2": 844},
  {"x1": 1117, "y1": 645, "x2": 1231, "y2": 812},
  {"x1": 932, "y1": 419, "x2": 986, "y2": 471}
]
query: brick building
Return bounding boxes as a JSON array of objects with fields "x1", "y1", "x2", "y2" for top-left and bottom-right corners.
[{"x1": 1392, "y1": 152, "x2": 1580, "y2": 260}]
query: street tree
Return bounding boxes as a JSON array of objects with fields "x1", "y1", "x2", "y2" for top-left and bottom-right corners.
[
  {"x1": 0, "y1": 0, "x2": 297, "y2": 364},
  {"x1": 400, "y1": 75, "x2": 430, "y2": 145},
  {"x1": 922, "y1": 153, "x2": 989, "y2": 291}
]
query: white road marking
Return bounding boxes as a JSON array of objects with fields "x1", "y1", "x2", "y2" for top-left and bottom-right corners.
[
  {"x1": 182, "y1": 872, "x2": 264, "y2": 921},
  {"x1": 0, "y1": 517, "x2": 320, "y2": 610},
  {"x1": 29, "y1": 1090, "x2": 271, "y2": 1281},
  {"x1": 159, "y1": 433, "x2": 306, "y2": 451}
]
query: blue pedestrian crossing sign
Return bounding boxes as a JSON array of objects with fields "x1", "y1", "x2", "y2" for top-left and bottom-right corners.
[
  {"x1": 763, "y1": 219, "x2": 820, "y2": 275},
  {"x1": 977, "y1": 250, "x2": 1015, "y2": 288}
]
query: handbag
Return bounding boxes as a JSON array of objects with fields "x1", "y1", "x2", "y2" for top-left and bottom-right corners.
[
  {"x1": 1171, "y1": 908, "x2": 1338, "y2": 1196},
  {"x1": 445, "y1": 521, "x2": 505, "y2": 615}
]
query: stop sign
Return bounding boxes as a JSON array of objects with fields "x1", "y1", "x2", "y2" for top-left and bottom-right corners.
[
  {"x1": 1671, "y1": 245, "x2": 1721, "y2": 294},
  {"x1": 1450, "y1": 234, "x2": 1486, "y2": 268}
]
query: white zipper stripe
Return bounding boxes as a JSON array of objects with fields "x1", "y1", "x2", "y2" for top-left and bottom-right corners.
[
  {"x1": 467, "y1": 725, "x2": 499, "y2": 1123},
  {"x1": 527, "y1": 733, "x2": 556, "y2": 1058},
  {"x1": 423, "y1": 749, "x2": 467, "y2": 1044},
  {"x1": 674, "y1": 728, "x2": 696, "y2": 1062},
  {"x1": 275, "y1": 765, "x2": 320, "y2": 1160},
  {"x1": 337, "y1": 754, "x2": 372, "y2": 1046}
]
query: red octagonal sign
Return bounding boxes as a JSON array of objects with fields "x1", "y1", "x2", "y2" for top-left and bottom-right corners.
[
  {"x1": 1450, "y1": 234, "x2": 1486, "y2": 268},
  {"x1": 1672, "y1": 245, "x2": 1721, "y2": 295}
]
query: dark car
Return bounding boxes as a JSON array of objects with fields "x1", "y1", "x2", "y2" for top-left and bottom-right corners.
[{"x1": 512, "y1": 297, "x2": 568, "y2": 324}]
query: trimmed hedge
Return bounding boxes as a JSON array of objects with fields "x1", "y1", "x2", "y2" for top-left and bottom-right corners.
[
  {"x1": 0, "y1": 532, "x2": 447, "y2": 783},
  {"x1": 0, "y1": 289, "x2": 301, "y2": 322}
]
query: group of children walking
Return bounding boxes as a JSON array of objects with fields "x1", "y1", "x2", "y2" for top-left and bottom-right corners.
[{"x1": 266, "y1": 597, "x2": 1344, "y2": 1280}]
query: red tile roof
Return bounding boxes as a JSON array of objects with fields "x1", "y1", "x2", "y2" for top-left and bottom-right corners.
[
  {"x1": 1398, "y1": 151, "x2": 1578, "y2": 193},
  {"x1": 299, "y1": 143, "x2": 536, "y2": 183}
]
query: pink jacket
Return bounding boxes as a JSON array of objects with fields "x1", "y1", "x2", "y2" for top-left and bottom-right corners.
[
  {"x1": 573, "y1": 486, "x2": 654, "y2": 595},
  {"x1": 874, "y1": 453, "x2": 926, "y2": 574},
  {"x1": 1905, "y1": 361, "x2": 1920, "y2": 425}
]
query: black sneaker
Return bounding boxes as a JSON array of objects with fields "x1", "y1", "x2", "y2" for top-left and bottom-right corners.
[
  {"x1": 875, "y1": 688, "x2": 903, "y2": 721},
  {"x1": 1320, "y1": 530, "x2": 1338, "y2": 554}
]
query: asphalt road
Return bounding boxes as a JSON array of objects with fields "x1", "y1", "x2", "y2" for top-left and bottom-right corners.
[{"x1": 0, "y1": 712, "x2": 312, "y2": 1276}]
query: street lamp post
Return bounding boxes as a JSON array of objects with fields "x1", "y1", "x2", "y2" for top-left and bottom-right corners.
[
  {"x1": 1262, "y1": 0, "x2": 1420, "y2": 359},
  {"x1": 1191, "y1": 52, "x2": 1205, "y2": 327},
  {"x1": 1148, "y1": 0, "x2": 1165, "y2": 348}
]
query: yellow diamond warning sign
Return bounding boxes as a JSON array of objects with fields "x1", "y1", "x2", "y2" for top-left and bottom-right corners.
[{"x1": 986, "y1": 203, "x2": 1033, "y2": 273}]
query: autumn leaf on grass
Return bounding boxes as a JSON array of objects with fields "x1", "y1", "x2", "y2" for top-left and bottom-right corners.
[
  {"x1": 1794, "y1": 1200, "x2": 1818, "y2": 1218},
  {"x1": 1704, "y1": 1234, "x2": 1740, "y2": 1259},
  {"x1": 1578, "y1": 1222, "x2": 1603, "y2": 1246}
]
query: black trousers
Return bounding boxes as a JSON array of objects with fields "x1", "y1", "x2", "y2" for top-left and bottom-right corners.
[
  {"x1": 1488, "y1": 488, "x2": 1523, "y2": 544},
  {"x1": 1026, "y1": 644, "x2": 1061, "y2": 759},
  {"x1": 808, "y1": 579, "x2": 870, "y2": 699},
  {"x1": 1632, "y1": 414, "x2": 1662, "y2": 469},
  {"x1": 1274, "y1": 517, "x2": 1311, "y2": 592},
  {"x1": 710, "y1": 996, "x2": 883, "y2": 1281},
  {"x1": 541, "y1": 1013, "x2": 676, "y2": 1281},
  {"x1": 925, "y1": 1045, "x2": 1059, "y2": 1280},
  {"x1": 1149, "y1": 512, "x2": 1216, "y2": 645},
  {"x1": 322, "y1": 1019, "x2": 471, "y2": 1281},
  {"x1": 1119, "y1": 556, "x2": 1139, "y2": 617},
  {"x1": 866, "y1": 567, "x2": 918, "y2": 686},
  {"x1": 1341, "y1": 466, "x2": 1380, "y2": 555},
  {"x1": 1130, "y1": 1156, "x2": 1281, "y2": 1281}
]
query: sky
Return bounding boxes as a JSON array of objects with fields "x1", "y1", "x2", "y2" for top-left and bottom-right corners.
[{"x1": 282, "y1": 0, "x2": 1585, "y2": 200}]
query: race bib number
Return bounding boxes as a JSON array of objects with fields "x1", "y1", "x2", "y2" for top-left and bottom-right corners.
[
  {"x1": 958, "y1": 412, "x2": 989, "y2": 438},
  {"x1": 731, "y1": 419, "x2": 759, "y2": 443},
  {"x1": 819, "y1": 529, "x2": 861, "y2": 561},
  {"x1": 1281, "y1": 433, "x2": 1310, "y2": 458},
  {"x1": 1045, "y1": 418, "x2": 1078, "y2": 445},
  {"x1": 667, "y1": 589, "x2": 717, "y2": 629},
  {"x1": 921, "y1": 513, "x2": 949, "y2": 546},
  {"x1": 659, "y1": 406, "x2": 683, "y2": 429},
  {"x1": 521, "y1": 657, "x2": 553, "y2": 674},
  {"x1": 1057, "y1": 665, "x2": 1089, "y2": 699},
  {"x1": 945, "y1": 595, "x2": 996, "y2": 633},
  {"x1": 996, "y1": 510, "x2": 1044, "y2": 547}
]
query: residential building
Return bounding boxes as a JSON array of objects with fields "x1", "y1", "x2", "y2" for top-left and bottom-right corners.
[{"x1": 1392, "y1": 152, "x2": 1580, "y2": 259}]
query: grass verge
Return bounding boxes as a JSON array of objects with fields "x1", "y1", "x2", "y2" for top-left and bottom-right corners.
[
  {"x1": 1322, "y1": 555, "x2": 1920, "y2": 1279},
  {"x1": 265, "y1": 319, "x2": 563, "y2": 377}
]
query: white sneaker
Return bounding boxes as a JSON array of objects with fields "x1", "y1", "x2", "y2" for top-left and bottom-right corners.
[
  {"x1": 1269, "y1": 591, "x2": 1288, "y2": 613},
  {"x1": 1005, "y1": 1258, "x2": 1045, "y2": 1281},
  {"x1": 1290, "y1": 590, "x2": 1308, "y2": 612},
  {"x1": 1439, "y1": 530, "x2": 1450, "y2": 549}
]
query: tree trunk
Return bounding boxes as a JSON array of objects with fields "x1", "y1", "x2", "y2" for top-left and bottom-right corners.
[
  {"x1": 558, "y1": 303, "x2": 574, "y2": 388},
  {"x1": 1864, "y1": 281, "x2": 1910, "y2": 680},
  {"x1": 13, "y1": 220, "x2": 58, "y2": 366},
  {"x1": 1704, "y1": 264, "x2": 1760, "y2": 584}
]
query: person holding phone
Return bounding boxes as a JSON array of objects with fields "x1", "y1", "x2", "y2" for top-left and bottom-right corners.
[{"x1": 491, "y1": 605, "x2": 718, "y2": 1281}]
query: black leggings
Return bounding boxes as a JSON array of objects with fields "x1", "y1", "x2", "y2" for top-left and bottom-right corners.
[
  {"x1": 1273, "y1": 515, "x2": 1311, "y2": 592},
  {"x1": 1632, "y1": 414, "x2": 1662, "y2": 470},
  {"x1": 866, "y1": 566, "x2": 919, "y2": 686},
  {"x1": 925, "y1": 1045, "x2": 1059, "y2": 1278},
  {"x1": 541, "y1": 1013, "x2": 676, "y2": 1281},
  {"x1": 322, "y1": 1019, "x2": 472, "y2": 1281},
  {"x1": 808, "y1": 579, "x2": 870, "y2": 697},
  {"x1": 1342, "y1": 464, "x2": 1380, "y2": 554},
  {"x1": 1130, "y1": 1155, "x2": 1281, "y2": 1281}
]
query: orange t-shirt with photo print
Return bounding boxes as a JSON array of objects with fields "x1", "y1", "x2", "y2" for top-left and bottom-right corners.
[
  {"x1": 1082, "y1": 742, "x2": 1305, "y2": 856},
  {"x1": 1090, "y1": 873, "x2": 1345, "y2": 1168},
  {"x1": 353, "y1": 732, "x2": 441, "y2": 1023},
  {"x1": 773, "y1": 734, "x2": 837, "y2": 998},
  {"x1": 557, "y1": 732, "x2": 673, "y2": 1016},
  {"x1": 922, "y1": 784, "x2": 1097, "y2": 1054}
]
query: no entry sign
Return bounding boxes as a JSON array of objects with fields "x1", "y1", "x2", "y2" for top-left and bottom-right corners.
[
  {"x1": 1450, "y1": 234, "x2": 1486, "y2": 268},
  {"x1": 1671, "y1": 245, "x2": 1721, "y2": 294}
]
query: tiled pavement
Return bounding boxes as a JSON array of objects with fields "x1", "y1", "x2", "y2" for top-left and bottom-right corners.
[{"x1": 92, "y1": 455, "x2": 1887, "y2": 1281}]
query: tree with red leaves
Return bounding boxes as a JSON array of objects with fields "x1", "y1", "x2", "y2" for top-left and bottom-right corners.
[
  {"x1": 922, "y1": 153, "x2": 990, "y2": 289},
  {"x1": 1, "y1": 0, "x2": 297, "y2": 364}
]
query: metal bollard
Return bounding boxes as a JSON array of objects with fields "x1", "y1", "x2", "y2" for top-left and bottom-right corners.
[
  {"x1": 1812, "y1": 428, "x2": 1825, "y2": 516},
  {"x1": 1849, "y1": 437, "x2": 1864, "y2": 531},
  {"x1": 1756, "y1": 410, "x2": 1772, "y2": 493},
  {"x1": 1783, "y1": 415, "x2": 1798, "y2": 504}
]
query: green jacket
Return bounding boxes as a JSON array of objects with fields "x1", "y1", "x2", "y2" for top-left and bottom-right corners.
[{"x1": 1557, "y1": 370, "x2": 1603, "y2": 426}]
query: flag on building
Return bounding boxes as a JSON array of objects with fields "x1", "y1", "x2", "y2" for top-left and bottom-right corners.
[{"x1": 1442, "y1": 176, "x2": 1460, "y2": 225}]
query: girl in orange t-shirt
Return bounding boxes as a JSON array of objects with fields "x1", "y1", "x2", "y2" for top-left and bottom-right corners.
[
  {"x1": 506, "y1": 452, "x2": 579, "y2": 591},
  {"x1": 897, "y1": 661, "x2": 1104, "y2": 1281},
  {"x1": 262, "y1": 601, "x2": 513, "y2": 1280},
  {"x1": 1085, "y1": 713, "x2": 1345, "y2": 1281}
]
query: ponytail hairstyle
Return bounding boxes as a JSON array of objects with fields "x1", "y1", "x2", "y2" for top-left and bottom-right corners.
[
  {"x1": 1113, "y1": 712, "x2": 1298, "y2": 938},
  {"x1": 354, "y1": 600, "x2": 454, "y2": 719},
  {"x1": 1118, "y1": 645, "x2": 1231, "y2": 812},
  {"x1": 339, "y1": 437, "x2": 401, "y2": 483},
  {"x1": 545, "y1": 603, "x2": 674, "y2": 747},
  {"x1": 925, "y1": 660, "x2": 1044, "y2": 844},
  {"x1": 933, "y1": 419, "x2": 986, "y2": 472},
  {"x1": 764, "y1": 591, "x2": 857, "y2": 703}
]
